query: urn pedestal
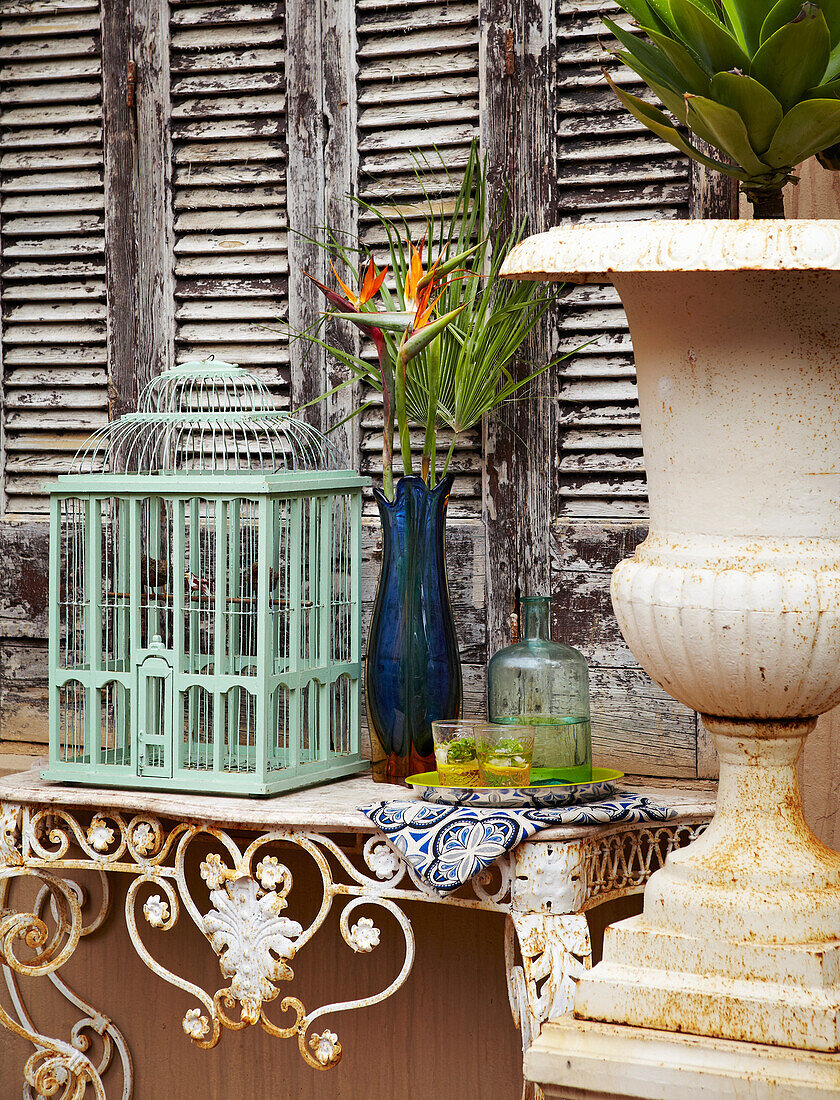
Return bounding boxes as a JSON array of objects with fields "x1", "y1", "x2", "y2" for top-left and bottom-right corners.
[{"x1": 502, "y1": 220, "x2": 840, "y2": 1054}]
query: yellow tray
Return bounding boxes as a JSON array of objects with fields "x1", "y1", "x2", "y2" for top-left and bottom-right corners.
[{"x1": 405, "y1": 767, "x2": 624, "y2": 808}]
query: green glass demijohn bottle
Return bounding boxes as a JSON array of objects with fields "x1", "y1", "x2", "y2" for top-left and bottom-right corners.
[{"x1": 487, "y1": 596, "x2": 592, "y2": 782}]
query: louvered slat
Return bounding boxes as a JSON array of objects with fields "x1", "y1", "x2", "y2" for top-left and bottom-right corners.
[
  {"x1": 356, "y1": 0, "x2": 481, "y2": 514},
  {"x1": 170, "y1": 0, "x2": 288, "y2": 395},
  {"x1": 555, "y1": 0, "x2": 689, "y2": 518},
  {"x1": 0, "y1": 0, "x2": 107, "y2": 516}
]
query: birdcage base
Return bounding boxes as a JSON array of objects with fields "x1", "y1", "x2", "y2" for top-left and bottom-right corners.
[{"x1": 40, "y1": 758, "x2": 370, "y2": 798}]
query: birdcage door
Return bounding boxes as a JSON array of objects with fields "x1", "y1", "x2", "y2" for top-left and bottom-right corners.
[{"x1": 137, "y1": 648, "x2": 173, "y2": 778}]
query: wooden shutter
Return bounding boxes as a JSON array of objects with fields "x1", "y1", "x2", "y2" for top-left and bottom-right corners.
[
  {"x1": 554, "y1": 0, "x2": 691, "y2": 518},
  {"x1": 168, "y1": 0, "x2": 288, "y2": 396},
  {"x1": 355, "y1": 0, "x2": 482, "y2": 511},
  {"x1": 0, "y1": 0, "x2": 110, "y2": 517},
  {"x1": 354, "y1": 0, "x2": 487, "y2": 716},
  {"x1": 551, "y1": 0, "x2": 707, "y2": 777}
]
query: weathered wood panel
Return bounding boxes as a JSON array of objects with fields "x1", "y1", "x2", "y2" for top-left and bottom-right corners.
[
  {"x1": 101, "y1": 0, "x2": 135, "y2": 419},
  {"x1": 285, "y1": 0, "x2": 324, "y2": 420},
  {"x1": 132, "y1": 0, "x2": 175, "y2": 396},
  {"x1": 0, "y1": 0, "x2": 716, "y2": 787},
  {"x1": 552, "y1": 0, "x2": 691, "y2": 520},
  {"x1": 689, "y1": 140, "x2": 739, "y2": 220},
  {"x1": 0, "y1": 522, "x2": 48, "y2": 750},
  {"x1": 322, "y1": 0, "x2": 359, "y2": 461},
  {"x1": 551, "y1": 519, "x2": 701, "y2": 777},
  {"x1": 480, "y1": 0, "x2": 558, "y2": 654}
]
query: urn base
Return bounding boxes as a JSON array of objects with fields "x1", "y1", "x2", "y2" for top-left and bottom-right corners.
[
  {"x1": 575, "y1": 718, "x2": 840, "y2": 1050},
  {"x1": 526, "y1": 1015, "x2": 840, "y2": 1099},
  {"x1": 574, "y1": 918, "x2": 840, "y2": 1050}
]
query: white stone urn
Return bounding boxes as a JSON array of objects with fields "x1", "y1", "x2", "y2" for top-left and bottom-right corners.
[{"x1": 501, "y1": 220, "x2": 840, "y2": 1052}]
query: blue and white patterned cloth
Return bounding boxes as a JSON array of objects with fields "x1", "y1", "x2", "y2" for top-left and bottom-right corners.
[{"x1": 360, "y1": 795, "x2": 677, "y2": 894}]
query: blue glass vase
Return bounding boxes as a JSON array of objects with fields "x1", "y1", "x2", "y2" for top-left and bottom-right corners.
[{"x1": 366, "y1": 474, "x2": 463, "y2": 782}]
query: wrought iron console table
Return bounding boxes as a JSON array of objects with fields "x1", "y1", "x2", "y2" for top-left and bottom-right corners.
[{"x1": 0, "y1": 769, "x2": 715, "y2": 1099}]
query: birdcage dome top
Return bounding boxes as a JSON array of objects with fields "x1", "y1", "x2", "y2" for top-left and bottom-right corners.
[{"x1": 72, "y1": 361, "x2": 346, "y2": 476}]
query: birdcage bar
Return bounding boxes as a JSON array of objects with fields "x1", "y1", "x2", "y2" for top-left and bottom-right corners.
[
  {"x1": 288, "y1": 494, "x2": 303, "y2": 772},
  {"x1": 254, "y1": 492, "x2": 273, "y2": 787},
  {"x1": 349, "y1": 488, "x2": 363, "y2": 754},
  {"x1": 213, "y1": 499, "x2": 228, "y2": 773},
  {"x1": 48, "y1": 494, "x2": 61, "y2": 764},
  {"x1": 84, "y1": 496, "x2": 100, "y2": 767},
  {"x1": 127, "y1": 496, "x2": 141, "y2": 772},
  {"x1": 318, "y1": 494, "x2": 332, "y2": 766}
]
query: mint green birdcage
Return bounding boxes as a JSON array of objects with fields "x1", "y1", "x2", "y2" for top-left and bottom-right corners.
[{"x1": 44, "y1": 361, "x2": 369, "y2": 796}]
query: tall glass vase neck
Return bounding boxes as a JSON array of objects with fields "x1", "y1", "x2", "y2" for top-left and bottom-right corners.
[{"x1": 522, "y1": 596, "x2": 551, "y2": 641}]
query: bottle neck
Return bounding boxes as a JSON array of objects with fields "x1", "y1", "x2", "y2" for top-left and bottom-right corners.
[{"x1": 522, "y1": 599, "x2": 550, "y2": 641}]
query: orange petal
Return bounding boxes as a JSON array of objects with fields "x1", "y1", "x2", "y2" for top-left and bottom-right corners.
[
  {"x1": 330, "y1": 259, "x2": 359, "y2": 306},
  {"x1": 369, "y1": 262, "x2": 388, "y2": 299},
  {"x1": 360, "y1": 256, "x2": 388, "y2": 304},
  {"x1": 406, "y1": 239, "x2": 424, "y2": 301},
  {"x1": 416, "y1": 283, "x2": 449, "y2": 329},
  {"x1": 360, "y1": 256, "x2": 376, "y2": 298}
]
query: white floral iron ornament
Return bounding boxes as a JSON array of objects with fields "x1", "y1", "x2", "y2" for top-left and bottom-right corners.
[{"x1": 132, "y1": 845, "x2": 395, "y2": 1070}]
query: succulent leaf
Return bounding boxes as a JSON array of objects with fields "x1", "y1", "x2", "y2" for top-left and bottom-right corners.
[
  {"x1": 760, "y1": 0, "x2": 809, "y2": 42},
  {"x1": 685, "y1": 94, "x2": 771, "y2": 171},
  {"x1": 603, "y1": 17, "x2": 693, "y2": 89},
  {"x1": 620, "y1": 0, "x2": 662, "y2": 28},
  {"x1": 825, "y1": 40, "x2": 840, "y2": 82},
  {"x1": 647, "y1": 0, "x2": 682, "y2": 32},
  {"x1": 750, "y1": 6, "x2": 831, "y2": 110},
  {"x1": 718, "y1": 0, "x2": 773, "y2": 52},
  {"x1": 819, "y1": 0, "x2": 840, "y2": 43},
  {"x1": 604, "y1": 73, "x2": 750, "y2": 178},
  {"x1": 762, "y1": 96, "x2": 840, "y2": 165},
  {"x1": 683, "y1": 0, "x2": 723, "y2": 19},
  {"x1": 646, "y1": 26, "x2": 714, "y2": 91},
  {"x1": 669, "y1": 0, "x2": 751, "y2": 71},
  {"x1": 619, "y1": 51, "x2": 692, "y2": 116},
  {"x1": 809, "y1": 75, "x2": 840, "y2": 96},
  {"x1": 709, "y1": 71, "x2": 784, "y2": 152}
]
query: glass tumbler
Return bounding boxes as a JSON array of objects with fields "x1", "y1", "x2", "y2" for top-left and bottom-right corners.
[
  {"x1": 431, "y1": 718, "x2": 483, "y2": 786},
  {"x1": 476, "y1": 724, "x2": 535, "y2": 788}
]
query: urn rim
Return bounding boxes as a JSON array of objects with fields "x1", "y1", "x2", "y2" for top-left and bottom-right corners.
[{"x1": 499, "y1": 219, "x2": 840, "y2": 284}]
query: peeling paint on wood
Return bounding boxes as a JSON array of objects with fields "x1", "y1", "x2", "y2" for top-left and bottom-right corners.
[{"x1": 480, "y1": 0, "x2": 556, "y2": 656}]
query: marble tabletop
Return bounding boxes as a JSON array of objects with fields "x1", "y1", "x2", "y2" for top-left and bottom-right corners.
[{"x1": 0, "y1": 767, "x2": 717, "y2": 838}]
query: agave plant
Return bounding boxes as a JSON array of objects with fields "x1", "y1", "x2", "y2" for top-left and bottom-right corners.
[{"x1": 604, "y1": 0, "x2": 840, "y2": 216}]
